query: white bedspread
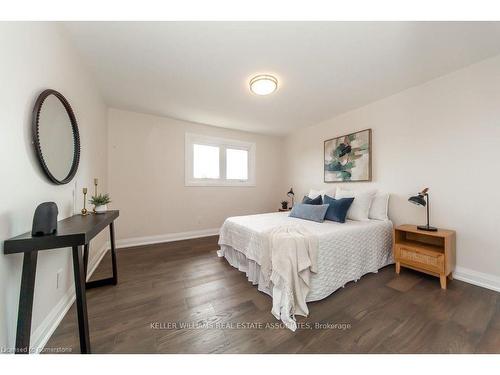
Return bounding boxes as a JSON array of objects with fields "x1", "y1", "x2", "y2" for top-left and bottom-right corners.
[{"x1": 217, "y1": 212, "x2": 393, "y2": 326}]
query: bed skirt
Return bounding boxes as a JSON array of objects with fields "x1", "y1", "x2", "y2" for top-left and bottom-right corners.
[
  {"x1": 218, "y1": 242, "x2": 393, "y2": 303},
  {"x1": 217, "y1": 245, "x2": 273, "y2": 297}
]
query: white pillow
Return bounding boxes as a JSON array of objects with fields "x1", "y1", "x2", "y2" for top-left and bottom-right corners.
[
  {"x1": 308, "y1": 188, "x2": 336, "y2": 199},
  {"x1": 335, "y1": 188, "x2": 376, "y2": 221},
  {"x1": 369, "y1": 193, "x2": 390, "y2": 220}
]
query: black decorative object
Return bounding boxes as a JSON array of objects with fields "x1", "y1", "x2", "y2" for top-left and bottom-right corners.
[
  {"x1": 281, "y1": 201, "x2": 288, "y2": 209},
  {"x1": 31, "y1": 202, "x2": 58, "y2": 236},
  {"x1": 32, "y1": 89, "x2": 80, "y2": 185},
  {"x1": 287, "y1": 188, "x2": 295, "y2": 208},
  {"x1": 408, "y1": 188, "x2": 438, "y2": 232}
]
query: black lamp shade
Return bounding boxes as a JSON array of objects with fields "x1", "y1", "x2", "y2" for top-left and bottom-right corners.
[{"x1": 408, "y1": 195, "x2": 426, "y2": 206}]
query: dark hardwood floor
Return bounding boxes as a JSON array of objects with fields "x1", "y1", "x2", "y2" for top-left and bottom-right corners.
[{"x1": 45, "y1": 236, "x2": 500, "y2": 354}]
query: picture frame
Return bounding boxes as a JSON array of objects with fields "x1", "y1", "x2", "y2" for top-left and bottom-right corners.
[{"x1": 324, "y1": 128, "x2": 372, "y2": 183}]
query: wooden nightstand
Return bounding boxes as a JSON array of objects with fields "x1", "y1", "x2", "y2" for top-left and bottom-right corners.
[{"x1": 393, "y1": 224, "x2": 456, "y2": 289}]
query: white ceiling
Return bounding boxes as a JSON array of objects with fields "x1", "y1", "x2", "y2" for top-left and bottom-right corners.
[{"x1": 63, "y1": 22, "x2": 500, "y2": 135}]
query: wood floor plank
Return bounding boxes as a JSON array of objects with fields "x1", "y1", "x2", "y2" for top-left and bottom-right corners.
[{"x1": 45, "y1": 236, "x2": 500, "y2": 354}]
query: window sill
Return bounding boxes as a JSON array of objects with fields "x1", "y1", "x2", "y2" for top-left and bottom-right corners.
[{"x1": 185, "y1": 180, "x2": 256, "y2": 187}]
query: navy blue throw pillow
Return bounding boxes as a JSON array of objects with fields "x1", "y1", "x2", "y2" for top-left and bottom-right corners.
[
  {"x1": 302, "y1": 195, "x2": 323, "y2": 205},
  {"x1": 323, "y1": 195, "x2": 354, "y2": 223}
]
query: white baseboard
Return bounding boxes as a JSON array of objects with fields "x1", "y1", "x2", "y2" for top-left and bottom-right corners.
[
  {"x1": 453, "y1": 266, "x2": 500, "y2": 293},
  {"x1": 116, "y1": 228, "x2": 220, "y2": 249},
  {"x1": 30, "y1": 241, "x2": 110, "y2": 353}
]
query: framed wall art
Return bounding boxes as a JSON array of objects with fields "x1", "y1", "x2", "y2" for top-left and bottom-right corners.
[{"x1": 324, "y1": 129, "x2": 372, "y2": 182}]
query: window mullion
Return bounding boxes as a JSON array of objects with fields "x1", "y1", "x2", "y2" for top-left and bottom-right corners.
[
  {"x1": 220, "y1": 145, "x2": 227, "y2": 181},
  {"x1": 189, "y1": 141, "x2": 194, "y2": 181}
]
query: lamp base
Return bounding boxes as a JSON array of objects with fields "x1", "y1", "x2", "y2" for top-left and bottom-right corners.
[{"x1": 417, "y1": 225, "x2": 438, "y2": 232}]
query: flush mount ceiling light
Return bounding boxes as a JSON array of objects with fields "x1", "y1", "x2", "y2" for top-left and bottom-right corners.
[{"x1": 249, "y1": 74, "x2": 278, "y2": 95}]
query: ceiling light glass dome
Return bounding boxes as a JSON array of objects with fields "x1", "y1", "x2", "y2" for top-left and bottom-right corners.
[{"x1": 249, "y1": 75, "x2": 278, "y2": 95}]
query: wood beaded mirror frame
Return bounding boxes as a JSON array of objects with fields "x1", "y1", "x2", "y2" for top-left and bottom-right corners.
[{"x1": 32, "y1": 89, "x2": 81, "y2": 185}]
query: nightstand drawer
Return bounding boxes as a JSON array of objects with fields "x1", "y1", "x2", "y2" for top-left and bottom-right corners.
[{"x1": 395, "y1": 244, "x2": 444, "y2": 273}]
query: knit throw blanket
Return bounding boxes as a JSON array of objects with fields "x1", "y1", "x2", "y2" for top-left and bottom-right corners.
[{"x1": 260, "y1": 224, "x2": 318, "y2": 331}]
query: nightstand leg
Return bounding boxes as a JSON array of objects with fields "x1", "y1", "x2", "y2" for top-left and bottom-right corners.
[
  {"x1": 447, "y1": 272, "x2": 453, "y2": 280},
  {"x1": 440, "y1": 274, "x2": 447, "y2": 289},
  {"x1": 395, "y1": 262, "x2": 400, "y2": 274}
]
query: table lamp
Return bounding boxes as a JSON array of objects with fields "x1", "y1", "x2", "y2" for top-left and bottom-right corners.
[
  {"x1": 408, "y1": 187, "x2": 437, "y2": 231},
  {"x1": 287, "y1": 188, "x2": 295, "y2": 208}
]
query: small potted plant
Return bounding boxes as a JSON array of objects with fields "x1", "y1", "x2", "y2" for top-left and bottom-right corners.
[
  {"x1": 90, "y1": 193, "x2": 111, "y2": 214},
  {"x1": 281, "y1": 200, "x2": 288, "y2": 210}
]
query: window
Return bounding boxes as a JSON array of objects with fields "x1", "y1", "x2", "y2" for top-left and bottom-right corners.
[
  {"x1": 226, "y1": 148, "x2": 248, "y2": 180},
  {"x1": 185, "y1": 133, "x2": 256, "y2": 186},
  {"x1": 193, "y1": 144, "x2": 220, "y2": 179}
]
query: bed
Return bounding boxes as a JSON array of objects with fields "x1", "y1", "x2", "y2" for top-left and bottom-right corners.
[{"x1": 218, "y1": 211, "x2": 393, "y2": 308}]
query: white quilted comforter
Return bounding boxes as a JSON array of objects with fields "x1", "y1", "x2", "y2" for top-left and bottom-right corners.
[{"x1": 218, "y1": 212, "x2": 393, "y2": 302}]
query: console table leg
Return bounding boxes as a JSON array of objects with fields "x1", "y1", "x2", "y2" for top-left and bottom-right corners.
[
  {"x1": 15, "y1": 251, "x2": 38, "y2": 354},
  {"x1": 83, "y1": 243, "x2": 89, "y2": 278},
  {"x1": 110, "y1": 222, "x2": 118, "y2": 285},
  {"x1": 72, "y1": 246, "x2": 91, "y2": 354},
  {"x1": 85, "y1": 222, "x2": 119, "y2": 289}
]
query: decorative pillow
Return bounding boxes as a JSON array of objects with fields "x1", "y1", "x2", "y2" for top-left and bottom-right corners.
[
  {"x1": 302, "y1": 195, "x2": 323, "y2": 205},
  {"x1": 308, "y1": 189, "x2": 336, "y2": 200},
  {"x1": 289, "y1": 204, "x2": 329, "y2": 223},
  {"x1": 335, "y1": 188, "x2": 376, "y2": 221},
  {"x1": 323, "y1": 195, "x2": 355, "y2": 223},
  {"x1": 369, "y1": 193, "x2": 390, "y2": 220}
]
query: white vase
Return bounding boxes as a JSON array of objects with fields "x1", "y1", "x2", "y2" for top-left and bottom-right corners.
[{"x1": 94, "y1": 204, "x2": 107, "y2": 214}]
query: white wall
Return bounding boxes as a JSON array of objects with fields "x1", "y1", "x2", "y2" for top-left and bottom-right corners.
[
  {"x1": 0, "y1": 23, "x2": 108, "y2": 351},
  {"x1": 108, "y1": 109, "x2": 285, "y2": 245},
  {"x1": 284, "y1": 55, "x2": 500, "y2": 284}
]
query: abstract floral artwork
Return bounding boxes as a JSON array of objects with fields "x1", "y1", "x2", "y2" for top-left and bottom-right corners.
[{"x1": 324, "y1": 129, "x2": 372, "y2": 182}]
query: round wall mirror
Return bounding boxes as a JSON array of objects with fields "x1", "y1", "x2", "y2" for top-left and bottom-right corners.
[{"x1": 32, "y1": 89, "x2": 80, "y2": 184}]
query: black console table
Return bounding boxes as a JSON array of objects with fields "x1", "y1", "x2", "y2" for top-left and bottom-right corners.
[{"x1": 3, "y1": 210, "x2": 119, "y2": 354}]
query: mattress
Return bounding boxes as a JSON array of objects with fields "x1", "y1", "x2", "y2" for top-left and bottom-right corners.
[{"x1": 218, "y1": 211, "x2": 394, "y2": 302}]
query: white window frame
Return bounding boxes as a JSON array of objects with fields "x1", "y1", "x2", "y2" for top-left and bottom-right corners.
[{"x1": 185, "y1": 133, "x2": 256, "y2": 187}]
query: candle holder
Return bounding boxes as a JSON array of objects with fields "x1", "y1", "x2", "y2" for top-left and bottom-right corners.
[
  {"x1": 81, "y1": 188, "x2": 88, "y2": 216},
  {"x1": 93, "y1": 178, "x2": 98, "y2": 213}
]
